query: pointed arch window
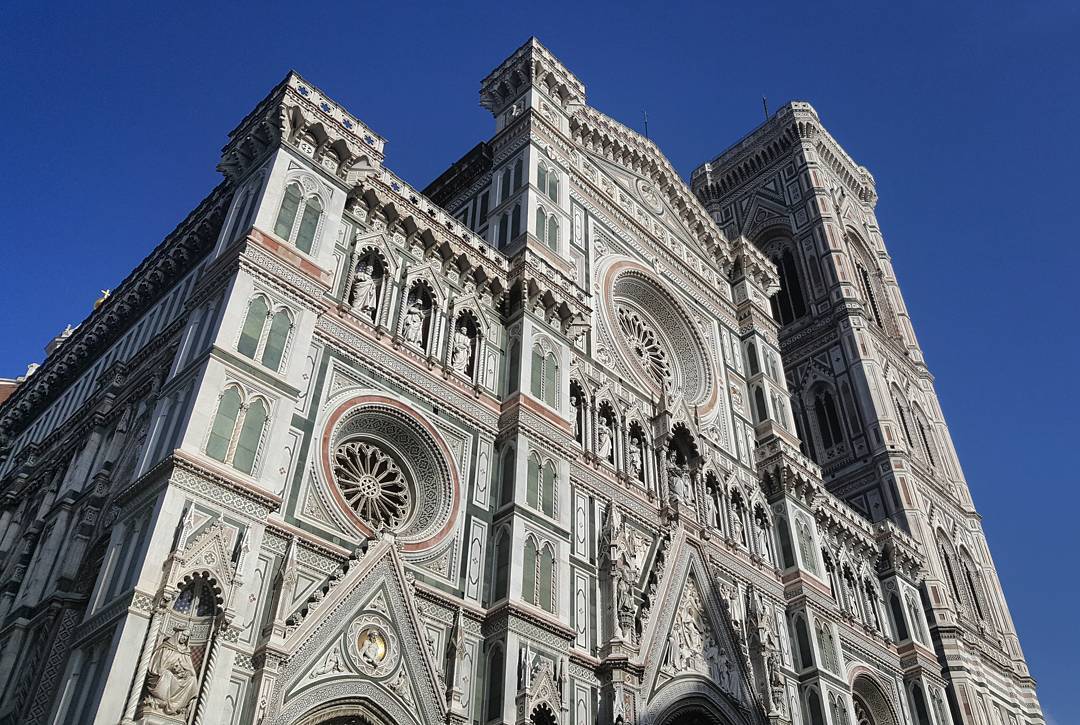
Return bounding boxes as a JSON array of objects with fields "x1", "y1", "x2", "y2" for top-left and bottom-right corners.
[
  {"x1": 510, "y1": 204, "x2": 521, "y2": 240},
  {"x1": 859, "y1": 265, "x2": 883, "y2": 328},
  {"x1": 500, "y1": 168, "x2": 512, "y2": 204},
  {"x1": 916, "y1": 418, "x2": 937, "y2": 466},
  {"x1": 499, "y1": 449, "x2": 516, "y2": 507},
  {"x1": 492, "y1": 528, "x2": 510, "y2": 602},
  {"x1": 813, "y1": 389, "x2": 844, "y2": 449},
  {"x1": 238, "y1": 297, "x2": 294, "y2": 373},
  {"x1": 541, "y1": 461, "x2": 556, "y2": 517},
  {"x1": 538, "y1": 163, "x2": 559, "y2": 202},
  {"x1": 539, "y1": 544, "x2": 555, "y2": 612},
  {"x1": 770, "y1": 247, "x2": 807, "y2": 325},
  {"x1": 530, "y1": 344, "x2": 559, "y2": 408},
  {"x1": 485, "y1": 646, "x2": 504, "y2": 723},
  {"x1": 753, "y1": 386, "x2": 769, "y2": 424},
  {"x1": 526, "y1": 455, "x2": 541, "y2": 509},
  {"x1": 534, "y1": 207, "x2": 559, "y2": 250},
  {"x1": 513, "y1": 157, "x2": 523, "y2": 190},
  {"x1": 522, "y1": 537, "x2": 538, "y2": 604},
  {"x1": 206, "y1": 386, "x2": 270, "y2": 475},
  {"x1": 274, "y1": 181, "x2": 324, "y2": 254}
]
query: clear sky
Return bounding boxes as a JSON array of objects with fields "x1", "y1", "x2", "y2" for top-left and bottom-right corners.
[{"x1": 1, "y1": 1, "x2": 1076, "y2": 720}]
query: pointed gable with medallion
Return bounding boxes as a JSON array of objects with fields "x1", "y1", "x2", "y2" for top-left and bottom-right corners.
[{"x1": 268, "y1": 539, "x2": 447, "y2": 725}]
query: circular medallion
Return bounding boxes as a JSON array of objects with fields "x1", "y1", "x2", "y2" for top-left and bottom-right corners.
[{"x1": 346, "y1": 615, "x2": 399, "y2": 677}]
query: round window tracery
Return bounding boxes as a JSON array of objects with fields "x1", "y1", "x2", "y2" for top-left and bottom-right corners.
[
  {"x1": 320, "y1": 397, "x2": 459, "y2": 552},
  {"x1": 617, "y1": 306, "x2": 671, "y2": 389},
  {"x1": 332, "y1": 441, "x2": 410, "y2": 530}
]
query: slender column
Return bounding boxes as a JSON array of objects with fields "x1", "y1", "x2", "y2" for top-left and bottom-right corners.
[{"x1": 120, "y1": 592, "x2": 172, "y2": 724}]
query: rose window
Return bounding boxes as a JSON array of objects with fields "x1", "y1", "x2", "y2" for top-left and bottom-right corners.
[
  {"x1": 617, "y1": 306, "x2": 670, "y2": 388},
  {"x1": 332, "y1": 441, "x2": 410, "y2": 530}
]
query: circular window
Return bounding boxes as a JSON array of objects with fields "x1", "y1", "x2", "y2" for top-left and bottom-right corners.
[
  {"x1": 601, "y1": 261, "x2": 713, "y2": 406},
  {"x1": 332, "y1": 441, "x2": 410, "y2": 530},
  {"x1": 321, "y1": 396, "x2": 459, "y2": 552}
]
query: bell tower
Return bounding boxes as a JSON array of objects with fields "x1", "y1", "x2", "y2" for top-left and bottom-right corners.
[{"x1": 692, "y1": 103, "x2": 1043, "y2": 725}]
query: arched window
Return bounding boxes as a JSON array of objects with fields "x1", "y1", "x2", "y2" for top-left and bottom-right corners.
[
  {"x1": 485, "y1": 646, "x2": 504, "y2": 723},
  {"x1": 526, "y1": 455, "x2": 540, "y2": 510},
  {"x1": 816, "y1": 622, "x2": 836, "y2": 672},
  {"x1": 906, "y1": 592, "x2": 927, "y2": 643},
  {"x1": 795, "y1": 615, "x2": 814, "y2": 669},
  {"x1": 813, "y1": 389, "x2": 844, "y2": 449},
  {"x1": 534, "y1": 207, "x2": 547, "y2": 240},
  {"x1": 530, "y1": 344, "x2": 559, "y2": 408},
  {"x1": 510, "y1": 204, "x2": 521, "y2": 240},
  {"x1": 523, "y1": 537, "x2": 538, "y2": 604},
  {"x1": 274, "y1": 181, "x2": 323, "y2": 254},
  {"x1": 539, "y1": 544, "x2": 555, "y2": 612},
  {"x1": 500, "y1": 168, "x2": 512, "y2": 204},
  {"x1": 261, "y1": 309, "x2": 292, "y2": 372},
  {"x1": 295, "y1": 196, "x2": 322, "y2": 253},
  {"x1": 233, "y1": 398, "x2": 267, "y2": 474},
  {"x1": 541, "y1": 461, "x2": 556, "y2": 517},
  {"x1": 747, "y1": 342, "x2": 760, "y2": 375},
  {"x1": 507, "y1": 339, "x2": 521, "y2": 394},
  {"x1": 206, "y1": 387, "x2": 242, "y2": 463},
  {"x1": 543, "y1": 353, "x2": 558, "y2": 407},
  {"x1": 492, "y1": 528, "x2": 510, "y2": 601},
  {"x1": 546, "y1": 171, "x2": 559, "y2": 202},
  {"x1": 499, "y1": 449, "x2": 516, "y2": 507},
  {"x1": 753, "y1": 386, "x2": 769, "y2": 424},
  {"x1": 859, "y1": 265, "x2": 883, "y2": 328},
  {"x1": 808, "y1": 689, "x2": 826, "y2": 725},
  {"x1": 916, "y1": 419, "x2": 936, "y2": 466},
  {"x1": 546, "y1": 216, "x2": 558, "y2": 250},
  {"x1": 205, "y1": 386, "x2": 270, "y2": 475},
  {"x1": 938, "y1": 540, "x2": 962, "y2": 605},
  {"x1": 538, "y1": 164, "x2": 548, "y2": 197},
  {"x1": 910, "y1": 684, "x2": 932, "y2": 725},
  {"x1": 894, "y1": 398, "x2": 912, "y2": 444},
  {"x1": 497, "y1": 213, "x2": 510, "y2": 247},
  {"x1": 777, "y1": 517, "x2": 796, "y2": 568},
  {"x1": 538, "y1": 163, "x2": 559, "y2": 202},
  {"x1": 237, "y1": 296, "x2": 269, "y2": 359},
  {"x1": 889, "y1": 592, "x2": 909, "y2": 641},
  {"x1": 238, "y1": 298, "x2": 293, "y2": 372},
  {"x1": 513, "y1": 157, "x2": 523, "y2": 190},
  {"x1": 770, "y1": 247, "x2": 807, "y2": 325}
]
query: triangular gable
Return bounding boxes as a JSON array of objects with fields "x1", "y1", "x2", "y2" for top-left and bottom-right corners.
[
  {"x1": 637, "y1": 536, "x2": 757, "y2": 724},
  {"x1": 268, "y1": 539, "x2": 447, "y2": 725}
]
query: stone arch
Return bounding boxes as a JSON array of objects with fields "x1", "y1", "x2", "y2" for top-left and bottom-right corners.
[
  {"x1": 646, "y1": 681, "x2": 749, "y2": 725},
  {"x1": 850, "y1": 672, "x2": 900, "y2": 725}
]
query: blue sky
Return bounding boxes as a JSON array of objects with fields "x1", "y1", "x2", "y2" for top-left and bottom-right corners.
[{"x1": 1, "y1": 1, "x2": 1076, "y2": 719}]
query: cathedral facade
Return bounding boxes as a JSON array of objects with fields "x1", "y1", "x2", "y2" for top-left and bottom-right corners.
[{"x1": 0, "y1": 39, "x2": 1043, "y2": 725}]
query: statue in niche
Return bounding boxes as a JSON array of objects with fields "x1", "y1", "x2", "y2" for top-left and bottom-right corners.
[
  {"x1": 450, "y1": 325, "x2": 472, "y2": 375},
  {"x1": 757, "y1": 517, "x2": 771, "y2": 560},
  {"x1": 597, "y1": 420, "x2": 613, "y2": 462},
  {"x1": 705, "y1": 486, "x2": 718, "y2": 528},
  {"x1": 571, "y1": 397, "x2": 582, "y2": 442},
  {"x1": 731, "y1": 502, "x2": 746, "y2": 546},
  {"x1": 605, "y1": 507, "x2": 640, "y2": 639},
  {"x1": 350, "y1": 264, "x2": 378, "y2": 320},
  {"x1": 665, "y1": 450, "x2": 689, "y2": 505},
  {"x1": 141, "y1": 625, "x2": 198, "y2": 717},
  {"x1": 403, "y1": 300, "x2": 426, "y2": 346},
  {"x1": 628, "y1": 437, "x2": 643, "y2": 480}
]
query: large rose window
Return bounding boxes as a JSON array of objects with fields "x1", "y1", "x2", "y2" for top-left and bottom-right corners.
[
  {"x1": 333, "y1": 441, "x2": 410, "y2": 530},
  {"x1": 617, "y1": 306, "x2": 671, "y2": 388},
  {"x1": 321, "y1": 397, "x2": 459, "y2": 551},
  {"x1": 601, "y1": 262, "x2": 713, "y2": 407}
]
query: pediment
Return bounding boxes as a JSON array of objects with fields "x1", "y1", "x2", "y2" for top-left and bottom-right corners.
[
  {"x1": 639, "y1": 539, "x2": 754, "y2": 717},
  {"x1": 269, "y1": 539, "x2": 446, "y2": 725}
]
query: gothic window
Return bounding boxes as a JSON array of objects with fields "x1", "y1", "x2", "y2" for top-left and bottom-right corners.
[
  {"x1": 896, "y1": 400, "x2": 912, "y2": 445},
  {"x1": 511, "y1": 203, "x2": 521, "y2": 240},
  {"x1": 777, "y1": 517, "x2": 796, "y2": 568},
  {"x1": 530, "y1": 343, "x2": 559, "y2": 408},
  {"x1": 858, "y1": 265, "x2": 883, "y2": 328},
  {"x1": 916, "y1": 418, "x2": 937, "y2": 467},
  {"x1": 538, "y1": 162, "x2": 559, "y2": 202},
  {"x1": 485, "y1": 645, "x2": 504, "y2": 723},
  {"x1": 753, "y1": 386, "x2": 769, "y2": 424},
  {"x1": 206, "y1": 385, "x2": 270, "y2": 475},
  {"x1": 747, "y1": 341, "x2": 761, "y2": 375},
  {"x1": 237, "y1": 296, "x2": 294, "y2": 373},
  {"x1": 813, "y1": 389, "x2": 845, "y2": 449},
  {"x1": 816, "y1": 622, "x2": 837, "y2": 672},
  {"x1": 513, "y1": 157, "x2": 523, "y2": 190},
  {"x1": 527, "y1": 455, "x2": 541, "y2": 510},
  {"x1": 500, "y1": 168, "x2": 512, "y2": 204},
  {"x1": 938, "y1": 539, "x2": 962, "y2": 606},
  {"x1": 539, "y1": 543, "x2": 555, "y2": 612},
  {"x1": 497, "y1": 213, "x2": 511, "y2": 245},
  {"x1": 274, "y1": 181, "x2": 324, "y2": 254},
  {"x1": 499, "y1": 449, "x2": 515, "y2": 508},
  {"x1": 492, "y1": 528, "x2": 510, "y2": 602},
  {"x1": 477, "y1": 190, "x2": 489, "y2": 229},
  {"x1": 506, "y1": 339, "x2": 520, "y2": 394},
  {"x1": 523, "y1": 536, "x2": 537, "y2": 604},
  {"x1": 910, "y1": 684, "x2": 933, "y2": 725},
  {"x1": 770, "y1": 247, "x2": 807, "y2": 325},
  {"x1": 534, "y1": 207, "x2": 559, "y2": 250},
  {"x1": 807, "y1": 689, "x2": 826, "y2": 725},
  {"x1": 841, "y1": 381, "x2": 863, "y2": 435},
  {"x1": 906, "y1": 592, "x2": 927, "y2": 643},
  {"x1": 542, "y1": 461, "x2": 556, "y2": 517},
  {"x1": 889, "y1": 592, "x2": 909, "y2": 641},
  {"x1": 616, "y1": 306, "x2": 671, "y2": 389}
]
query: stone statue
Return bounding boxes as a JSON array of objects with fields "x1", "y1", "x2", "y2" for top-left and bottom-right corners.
[
  {"x1": 450, "y1": 326, "x2": 472, "y2": 375},
  {"x1": 666, "y1": 450, "x2": 688, "y2": 505},
  {"x1": 705, "y1": 488, "x2": 718, "y2": 528},
  {"x1": 350, "y1": 264, "x2": 378, "y2": 320},
  {"x1": 141, "y1": 626, "x2": 199, "y2": 717},
  {"x1": 731, "y1": 503, "x2": 745, "y2": 546},
  {"x1": 359, "y1": 630, "x2": 383, "y2": 668},
  {"x1": 757, "y1": 518, "x2": 771, "y2": 560},
  {"x1": 597, "y1": 422, "x2": 613, "y2": 462},
  {"x1": 403, "y1": 300, "x2": 426, "y2": 345},
  {"x1": 628, "y1": 438, "x2": 643, "y2": 480}
]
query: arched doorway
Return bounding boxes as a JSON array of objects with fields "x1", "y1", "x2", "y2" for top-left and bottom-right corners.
[
  {"x1": 851, "y1": 674, "x2": 899, "y2": 725},
  {"x1": 295, "y1": 701, "x2": 394, "y2": 725},
  {"x1": 659, "y1": 697, "x2": 737, "y2": 725}
]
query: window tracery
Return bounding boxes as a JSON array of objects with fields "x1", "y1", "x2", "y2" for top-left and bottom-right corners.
[
  {"x1": 332, "y1": 441, "x2": 410, "y2": 530},
  {"x1": 274, "y1": 180, "x2": 324, "y2": 254},
  {"x1": 617, "y1": 306, "x2": 670, "y2": 389}
]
